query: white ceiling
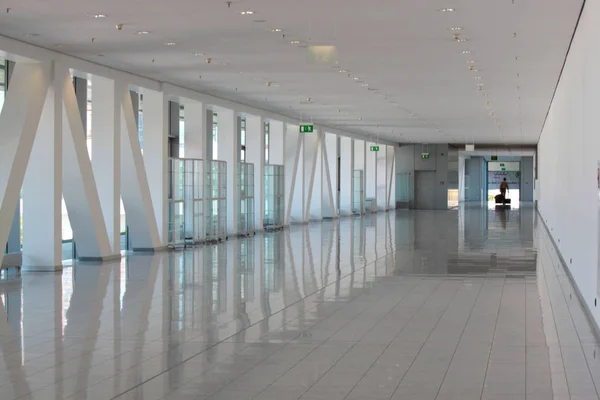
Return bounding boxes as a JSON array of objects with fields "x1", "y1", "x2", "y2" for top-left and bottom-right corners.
[{"x1": 0, "y1": 0, "x2": 583, "y2": 144}]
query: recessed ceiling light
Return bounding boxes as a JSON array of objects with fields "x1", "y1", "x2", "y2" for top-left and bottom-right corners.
[
  {"x1": 455, "y1": 38, "x2": 468, "y2": 42},
  {"x1": 290, "y1": 40, "x2": 300, "y2": 44},
  {"x1": 241, "y1": 11, "x2": 255, "y2": 15},
  {"x1": 438, "y1": 8, "x2": 455, "y2": 12},
  {"x1": 466, "y1": 60, "x2": 475, "y2": 64},
  {"x1": 24, "y1": 33, "x2": 40, "y2": 37},
  {"x1": 165, "y1": 42, "x2": 176, "y2": 46},
  {"x1": 462, "y1": 50, "x2": 472, "y2": 54},
  {"x1": 339, "y1": 69, "x2": 347, "y2": 73},
  {"x1": 353, "y1": 77, "x2": 359, "y2": 81},
  {"x1": 221, "y1": 62, "x2": 229, "y2": 66},
  {"x1": 475, "y1": 76, "x2": 482, "y2": 80},
  {"x1": 136, "y1": 31, "x2": 150, "y2": 35},
  {"x1": 272, "y1": 28, "x2": 282, "y2": 32},
  {"x1": 89, "y1": 14, "x2": 107, "y2": 18},
  {"x1": 449, "y1": 26, "x2": 462, "y2": 31},
  {"x1": 469, "y1": 66, "x2": 479, "y2": 71},
  {"x1": 193, "y1": 52, "x2": 205, "y2": 56}
]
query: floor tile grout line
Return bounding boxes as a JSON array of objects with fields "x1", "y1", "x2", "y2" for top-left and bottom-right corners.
[
  {"x1": 538, "y1": 232, "x2": 573, "y2": 400},
  {"x1": 110, "y1": 252, "x2": 409, "y2": 400},
  {"x1": 479, "y1": 275, "x2": 506, "y2": 400},
  {"x1": 205, "y1": 277, "x2": 425, "y2": 400},
  {"x1": 290, "y1": 278, "x2": 434, "y2": 400},
  {"x1": 541, "y1": 227, "x2": 600, "y2": 399},
  {"x1": 334, "y1": 278, "x2": 447, "y2": 400},
  {"x1": 386, "y1": 279, "x2": 465, "y2": 400},
  {"x1": 153, "y1": 272, "x2": 407, "y2": 400},
  {"x1": 433, "y1": 280, "x2": 485, "y2": 400},
  {"x1": 244, "y1": 278, "x2": 430, "y2": 400}
]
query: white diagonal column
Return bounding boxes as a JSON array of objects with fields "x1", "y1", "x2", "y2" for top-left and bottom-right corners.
[
  {"x1": 91, "y1": 76, "x2": 121, "y2": 252},
  {"x1": 377, "y1": 146, "x2": 387, "y2": 211},
  {"x1": 323, "y1": 133, "x2": 337, "y2": 218},
  {"x1": 355, "y1": 140, "x2": 366, "y2": 214},
  {"x1": 245, "y1": 114, "x2": 265, "y2": 231},
  {"x1": 366, "y1": 141, "x2": 377, "y2": 212},
  {"x1": 339, "y1": 137, "x2": 353, "y2": 216},
  {"x1": 0, "y1": 63, "x2": 49, "y2": 268},
  {"x1": 217, "y1": 108, "x2": 238, "y2": 235},
  {"x1": 285, "y1": 123, "x2": 303, "y2": 224},
  {"x1": 22, "y1": 62, "x2": 62, "y2": 270},
  {"x1": 142, "y1": 89, "x2": 168, "y2": 245},
  {"x1": 386, "y1": 145, "x2": 396, "y2": 209},
  {"x1": 305, "y1": 129, "x2": 321, "y2": 221},
  {"x1": 62, "y1": 70, "x2": 116, "y2": 260},
  {"x1": 120, "y1": 87, "x2": 161, "y2": 250}
]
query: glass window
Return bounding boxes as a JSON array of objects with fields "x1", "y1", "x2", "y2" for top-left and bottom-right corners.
[
  {"x1": 179, "y1": 105, "x2": 185, "y2": 158},
  {"x1": 213, "y1": 113, "x2": 218, "y2": 159},
  {"x1": 240, "y1": 117, "x2": 246, "y2": 162},
  {"x1": 264, "y1": 121, "x2": 270, "y2": 164}
]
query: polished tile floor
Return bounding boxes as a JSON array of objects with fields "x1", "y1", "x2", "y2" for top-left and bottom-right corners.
[{"x1": 1, "y1": 205, "x2": 599, "y2": 399}]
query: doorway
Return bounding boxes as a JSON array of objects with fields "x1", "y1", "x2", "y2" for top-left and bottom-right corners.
[{"x1": 415, "y1": 171, "x2": 436, "y2": 210}]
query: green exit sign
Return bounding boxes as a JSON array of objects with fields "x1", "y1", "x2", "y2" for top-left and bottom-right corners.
[
  {"x1": 299, "y1": 125, "x2": 314, "y2": 133},
  {"x1": 370, "y1": 145, "x2": 380, "y2": 152},
  {"x1": 491, "y1": 155, "x2": 498, "y2": 161},
  {"x1": 501, "y1": 168, "x2": 506, "y2": 171},
  {"x1": 421, "y1": 153, "x2": 430, "y2": 160},
  {"x1": 500, "y1": 163, "x2": 505, "y2": 166}
]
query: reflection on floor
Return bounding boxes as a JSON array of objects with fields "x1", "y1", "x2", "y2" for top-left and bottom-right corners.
[{"x1": 1, "y1": 206, "x2": 599, "y2": 399}]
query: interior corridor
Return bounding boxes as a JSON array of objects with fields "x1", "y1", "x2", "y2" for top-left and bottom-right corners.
[{"x1": 0, "y1": 207, "x2": 599, "y2": 400}]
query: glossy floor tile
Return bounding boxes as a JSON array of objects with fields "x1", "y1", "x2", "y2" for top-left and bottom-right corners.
[{"x1": 1, "y1": 205, "x2": 599, "y2": 399}]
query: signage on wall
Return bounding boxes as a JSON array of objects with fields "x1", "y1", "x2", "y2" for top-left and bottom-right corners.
[
  {"x1": 491, "y1": 155, "x2": 498, "y2": 161},
  {"x1": 421, "y1": 153, "x2": 430, "y2": 160},
  {"x1": 299, "y1": 125, "x2": 314, "y2": 133},
  {"x1": 370, "y1": 146, "x2": 380, "y2": 152}
]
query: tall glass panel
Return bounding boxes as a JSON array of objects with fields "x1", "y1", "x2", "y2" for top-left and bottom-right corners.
[
  {"x1": 352, "y1": 170, "x2": 364, "y2": 214},
  {"x1": 238, "y1": 162, "x2": 255, "y2": 234},
  {"x1": 264, "y1": 165, "x2": 284, "y2": 228},
  {"x1": 206, "y1": 160, "x2": 227, "y2": 241},
  {"x1": 264, "y1": 121, "x2": 270, "y2": 164}
]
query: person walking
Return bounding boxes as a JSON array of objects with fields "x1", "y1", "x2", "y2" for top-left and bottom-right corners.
[{"x1": 500, "y1": 178, "x2": 509, "y2": 204}]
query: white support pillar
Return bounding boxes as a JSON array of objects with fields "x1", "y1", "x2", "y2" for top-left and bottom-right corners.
[
  {"x1": 62, "y1": 70, "x2": 116, "y2": 260},
  {"x1": 322, "y1": 132, "x2": 337, "y2": 219},
  {"x1": 120, "y1": 87, "x2": 162, "y2": 250},
  {"x1": 339, "y1": 137, "x2": 353, "y2": 216},
  {"x1": 142, "y1": 88, "x2": 168, "y2": 245},
  {"x1": 355, "y1": 140, "x2": 366, "y2": 214},
  {"x1": 304, "y1": 129, "x2": 321, "y2": 221},
  {"x1": 217, "y1": 108, "x2": 238, "y2": 235},
  {"x1": 183, "y1": 101, "x2": 205, "y2": 159},
  {"x1": 285, "y1": 123, "x2": 303, "y2": 224},
  {"x1": 386, "y1": 146, "x2": 396, "y2": 210},
  {"x1": 22, "y1": 62, "x2": 62, "y2": 270},
  {"x1": 377, "y1": 147, "x2": 387, "y2": 211},
  {"x1": 245, "y1": 114, "x2": 265, "y2": 231},
  {"x1": 366, "y1": 142, "x2": 377, "y2": 211},
  {"x1": 91, "y1": 76, "x2": 121, "y2": 252}
]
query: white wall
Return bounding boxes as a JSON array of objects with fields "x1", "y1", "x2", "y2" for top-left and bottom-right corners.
[{"x1": 537, "y1": 0, "x2": 600, "y2": 327}]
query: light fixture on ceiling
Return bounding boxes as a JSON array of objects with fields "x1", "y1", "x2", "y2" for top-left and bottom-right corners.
[
  {"x1": 89, "y1": 14, "x2": 107, "y2": 18},
  {"x1": 353, "y1": 77, "x2": 359, "y2": 81},
  {"x1": 474, "y1": 76, "x2": 482, "y2": 80},
  {"x1": 466, "y1": 60, "x2": 475, "y2": 64},
  {"x1": 455, "y1": 37, "x2": 468, "y2": 42},
  {"x1": 272, "y1": 28, "x2": 282, "y2": 32},
  {"x1": 469, "y1": 66, "x2": 478, "y2": 72},
  {"x1": 290, "y1": 40, "x2": 300, "y2": 44},
  {"x1": 438, "y1": 8, "x2": 455, "y2": 12},
  {"x1": 339, "y1": 69, "x2": 347, "y2": 73},
  {"x1": 462, "y1": 50, "x2": 472, "y2": 54},
  {"x1": 165, "y1": 42, "x2": 176, "y2": 46},
  {"x1": 221, "y1": 62, "x2": 229, "y2": 66},
  {"x1": 240, "y1": 11, "x2": 255, "y2": 15},
  {"x1": 193, "y1": 52, "x2": 205, "y2": 56},
  {"x1": 24, "y1": 33, "x2": 40, "y2": 37},
  {"x1": 136, "y1": 31, "x2": 150, "y2": 35},
  {"x1": 449, "y1": 26, "x2": 462, "y2": 31},
  {"x1": 362, "y1": 83, "x2": 368, "y2": 87}
]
